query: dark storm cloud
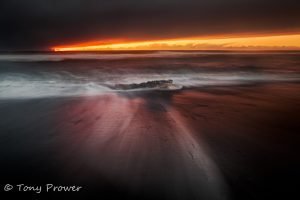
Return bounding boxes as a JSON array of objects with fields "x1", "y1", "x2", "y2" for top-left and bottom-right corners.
[{"x1": 0, "y1": 0, "x2": 300, "y2": 50}]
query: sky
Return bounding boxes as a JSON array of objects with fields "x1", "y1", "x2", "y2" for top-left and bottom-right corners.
[{"x1": 1, "y1": 0, "x2": 300, "y2": 51}]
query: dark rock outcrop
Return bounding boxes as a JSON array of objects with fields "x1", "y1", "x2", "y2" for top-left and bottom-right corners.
[{"x1": 111, "y1": 79, "x2": 180, "y2": 90}]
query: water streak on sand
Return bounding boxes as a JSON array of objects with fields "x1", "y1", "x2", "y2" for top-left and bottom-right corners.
[{"x1": 55, "y1": 94, "x2": 228, "y2": 199}]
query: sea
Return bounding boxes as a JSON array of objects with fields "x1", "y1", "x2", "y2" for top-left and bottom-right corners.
[
  {"x1": 0, "y1": 51, "x2": 300, "y2": 200},
  {"x1": 1, "y1": 51, "x2": 299, "y2": 99}
]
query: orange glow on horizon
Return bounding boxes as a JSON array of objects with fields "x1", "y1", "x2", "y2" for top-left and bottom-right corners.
[{"x1": 52, "y1": 34, "x2": 300, "y2": 51}]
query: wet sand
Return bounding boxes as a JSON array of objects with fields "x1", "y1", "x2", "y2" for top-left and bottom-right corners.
[{"x1": 0, "y1": 83, "x2": 300, "y2": 200}]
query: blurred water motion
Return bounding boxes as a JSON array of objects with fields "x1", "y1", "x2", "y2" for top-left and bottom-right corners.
[
  {"x1": 0, "y1": 51, "x2": 300, "y2": 199},
  {"x1": 1, "y1": 51, "x2": 300, "y2": 99}
]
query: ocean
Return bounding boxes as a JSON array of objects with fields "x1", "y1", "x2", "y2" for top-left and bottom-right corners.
[
  {"x1": 1, "y1": 51, "x2": 300, "y2": 99},
  {"x1": 0, "y1": 51, "x2": 300, "y2": 200}
]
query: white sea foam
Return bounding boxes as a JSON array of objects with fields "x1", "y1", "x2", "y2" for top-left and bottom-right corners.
[{"x1": 0, "y1": 71, "x2": 299, "y2": 99}]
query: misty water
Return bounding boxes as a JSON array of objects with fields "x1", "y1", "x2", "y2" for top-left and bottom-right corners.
[
  {"x1": 1, "y1": 51, "x2": 300, "y2": 99},
  {"x1": 0, "y1": 51, "x2": 300, "y2": 200}
]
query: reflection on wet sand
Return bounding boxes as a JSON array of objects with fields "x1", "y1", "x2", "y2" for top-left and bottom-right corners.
[
  {"x1": 0, "y1": 83, "x2": 300, "y2": 200},
  {"x1": 56, "y1": 92, "x2": 227, "y2": 200}
]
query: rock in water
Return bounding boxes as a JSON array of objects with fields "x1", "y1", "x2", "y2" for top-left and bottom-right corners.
[{"x1": 111, "y1": 79, "x2": 182, "y2": 90}]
